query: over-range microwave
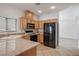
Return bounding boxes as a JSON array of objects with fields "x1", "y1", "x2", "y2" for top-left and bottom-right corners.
[{"x1": 27, "y1": 23, "x2": 35, "y2": 29}]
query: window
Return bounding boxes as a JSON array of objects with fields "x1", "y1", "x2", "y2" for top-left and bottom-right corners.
[
  {"x1": 0, "y1": 16, "x2": 17, "y2": 32},
  {"x1": 7, "y1": 18, "x2": 17, "y2": 32},
  {"x1": 0, "y1": 17, "x2": 6, "y2": 32}
]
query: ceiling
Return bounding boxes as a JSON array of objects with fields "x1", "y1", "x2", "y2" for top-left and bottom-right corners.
[{"x1": 0, "y1": 3, "x2": 78, "y2": 15}]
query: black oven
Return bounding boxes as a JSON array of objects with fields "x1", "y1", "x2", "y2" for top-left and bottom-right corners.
[{"x1": 27, "y1": 23, "x2": 35, "y2": 29}]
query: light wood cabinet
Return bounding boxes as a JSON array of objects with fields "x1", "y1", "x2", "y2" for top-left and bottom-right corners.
[
  {"x1": 34, "y1": 20, "x2": 39, "y2": 29},
  {"x1": 20, "y1": 10, "x2": 40, "y2": 30},
  {"x1": 38, "y1": 33, "x2": 43, "y2": 44},
  {"x1": 38, "y1": 21, "x2": 44, "y2": 29},
  {"x1": 43, "y1": 19, "x2": 57, "y2": 23},
  {"x1": 20, "y1": 17, "x2": 27, "y2": 31},
  {"x1": 38, "y1": 19, "x2": 57, "y2": 29},
  {"x1": 24, "y1": 10, "x2": 35, "y2": 23},
  {"x1": 17, "y1": 47, "x2": 37, "y2": 56}
]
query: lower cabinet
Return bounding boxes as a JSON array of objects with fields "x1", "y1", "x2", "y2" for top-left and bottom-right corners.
[
  {"x1": 21, "y1": 33, "x2": 44, "y2": 44},
  {"x1": 17, "y1": 47, "x2": 37, "y2": 56},
  {"x1": 19, "y1": 17, "x2": 27, "y2": 31},
  {"x1": 38, "y1": 33, "x2": 43, "y2": 44}
]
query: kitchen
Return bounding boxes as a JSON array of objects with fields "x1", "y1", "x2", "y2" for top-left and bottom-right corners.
[
  {"x1": 0, "y1": 3, "x2": 79, "y2": 56},
  {"x1": 20, "y1": 10, "x2": 58, "y2": 46}
]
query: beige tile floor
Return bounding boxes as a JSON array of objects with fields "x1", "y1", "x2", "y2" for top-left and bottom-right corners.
[{"x1": 37, "y1": 38, "x2": 79, "y2": 56}]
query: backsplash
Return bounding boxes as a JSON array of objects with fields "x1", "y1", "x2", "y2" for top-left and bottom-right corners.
[{"x1": 38, "y1": 29, "x2": 44, "y2": 33}]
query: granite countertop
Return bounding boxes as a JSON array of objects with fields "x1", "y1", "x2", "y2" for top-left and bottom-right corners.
[
  {"x1": 25, "y1": 32, "x2": 40, "y2": 36},
  {"x1": 0, "y1": 32, "x2": 25, "y2": 35},
  {"x1": 0, "y1": 32, "x2": 40, "y2": 37},
  {"x1": 0, "y1": 35, "x2": 40, "y2": 56},
  {"x1": 0, "y1": 32, "x2": 25, "y2": 38}
]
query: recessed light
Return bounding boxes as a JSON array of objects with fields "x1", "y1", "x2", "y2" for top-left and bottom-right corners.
[
  {"x1": 38, "y1": 10, "x2": 42, "y2": 13},
  {"x1": 50, "y1": 6, "x2": 55, "y2": 9}
]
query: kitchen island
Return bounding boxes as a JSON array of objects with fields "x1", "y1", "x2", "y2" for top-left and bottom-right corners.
[{"x1": 0, "y1": 35, "x2": 39, "y2": 56}]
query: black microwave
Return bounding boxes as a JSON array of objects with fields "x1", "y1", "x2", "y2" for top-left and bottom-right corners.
[{"x1": 27, "y1": 23, "x2": 35, "y2": 29}]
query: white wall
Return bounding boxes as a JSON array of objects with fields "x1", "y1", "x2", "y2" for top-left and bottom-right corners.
[
  {"x1": 0, "y1": 5, "x2": 23, "y2": 32},
  {"x1": 59, "y1": 5, "x2": 79, "y2": 39},
  {"x1": 39, "y1": 13, "x2": 58, "y2": 20}
]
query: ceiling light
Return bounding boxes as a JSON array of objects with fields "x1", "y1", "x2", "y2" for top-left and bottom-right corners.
[
  {"x1": 50, "y1": 6, "x2": 55, "y2": 9},
  {"x1": 38, "y1": 10, "x2": 42, "y2": 13}
]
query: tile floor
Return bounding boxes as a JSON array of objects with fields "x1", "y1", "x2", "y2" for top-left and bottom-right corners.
[{"x1": 37, "y1": 38, "x2": 79, "y2": 56}]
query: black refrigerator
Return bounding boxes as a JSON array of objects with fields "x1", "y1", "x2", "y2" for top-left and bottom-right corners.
[{"x1": 44, "y1": 23, "x2": 58, "y2": 48}]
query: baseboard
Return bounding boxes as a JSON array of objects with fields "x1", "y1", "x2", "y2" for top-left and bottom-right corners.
[{"x1": 59, "y1": 37, "x2": 78, "y2": 40}]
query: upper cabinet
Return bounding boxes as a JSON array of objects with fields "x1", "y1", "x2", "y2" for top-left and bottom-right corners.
[
  {"x1": 38, "y1": 21, "x2": 44, "y2": 29},
  {"x1": 43, "y1": 19, "x2": 57, "y2": 23},
  {"x1": 34, "y1": 20, "x2": 39, "y2": 29},
  {"x1": 20, "y1": 10, "x2": 39, "y2": 30},
  {"x1": 20, "y1": 17, "x2": 27, "y2": 31},
  {"x1": 24, "y1": 10, "x2": 35, "y2": 23},
  {"x1": 19, "y1": 10, "x2": 58, "y2": 31},
  {"x1": 38, "y1": 19, "x2": 58, "y2": 29}
]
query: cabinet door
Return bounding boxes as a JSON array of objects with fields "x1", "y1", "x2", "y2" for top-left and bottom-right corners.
[
  {"x1": 39, "y1": 21, "x2": 43, "y2": 29},
  {"x1": 25, "y1": 10, "x2": 34, "y2": 21},
  {"x1": 20, "y1": 17, "x2": 27, "y2": 31},
  {"x1": 35, "y1": 20, "x2": 39, "y2": 29},
  {"x1": 38, "y1": 33, "x2": 43, "y2": 44}
]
